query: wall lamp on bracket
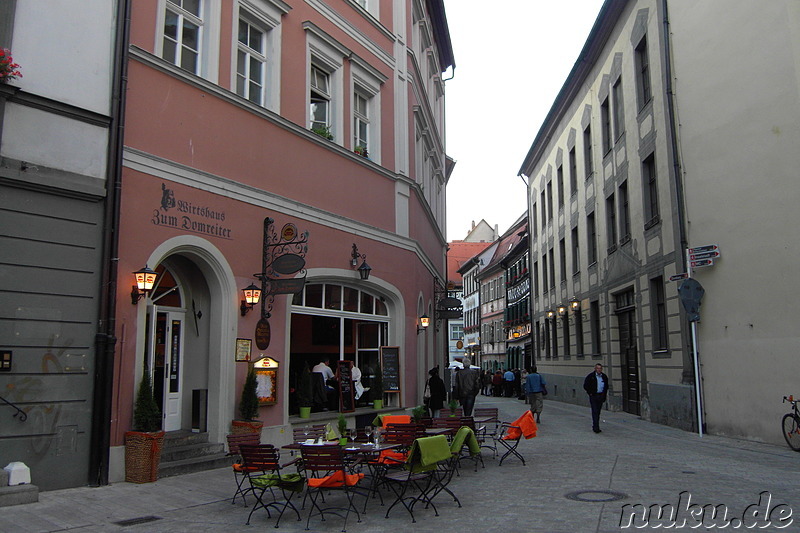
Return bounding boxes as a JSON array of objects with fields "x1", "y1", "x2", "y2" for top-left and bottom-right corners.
[
  {"x1": 131, "y1": 265, "x2": 157, "y2": 305},
  {"x1": 351, "y1": 243, "x2": 372, "y2": 280},
  {"x1": 417, "y1": 314, "x2": 430, "y2": 334},
  {"x1": 240, "y1": 283, "x2": 262, "y2": 316},
  {"x1": 557, "y1": 304, "x2": 567, "y2": 317},
  {"x1": 546, "y1": 309, "x2": 555, "y2": 320},
  {"x1": 570, "y1": 298, "x2": 581, "y2": 313}
]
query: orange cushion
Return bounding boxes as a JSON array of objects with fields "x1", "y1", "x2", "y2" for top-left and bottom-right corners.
[
  {"x1": 503, "y1": 411, "x2": 538, "y2": 440},
  {"x1": 233, "y1": 463, "x2": 260, "y2": 473},
  {"x1": 307, "y1": 471, "x2": 365, "y2": 488},
  {"x1": 377, "y1": 450, "x2": 408, "y2": 464},
  {"x1": 382, "y1": 415, "x2": 411, "y2": 427}
]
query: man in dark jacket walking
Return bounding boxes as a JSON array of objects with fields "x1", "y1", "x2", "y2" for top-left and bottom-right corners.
[
  {"x1": 455, "y1": 357, "x2": 480, "y2": 416},
  {"x1": 583, "y1": 363, "x2": 609, "y2": 433}
]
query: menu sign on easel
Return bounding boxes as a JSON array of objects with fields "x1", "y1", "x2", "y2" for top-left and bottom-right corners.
[
  {"x1": 380, "y1": 346, "x2": 400, "y2": 393},
  {"x1": 337, "y1": 360, "x2": 354, "y2": 413}
]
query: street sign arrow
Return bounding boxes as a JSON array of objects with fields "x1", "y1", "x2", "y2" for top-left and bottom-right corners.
[
  {"x1": 688, "y1": 244, "x2": 719, "y2": 254},
  {"x1": 689, "y1": 250, "x2": 720, "y2": 260},
  {"x1": 690, "y1": 258, "x2": 714, "y2": 268}
]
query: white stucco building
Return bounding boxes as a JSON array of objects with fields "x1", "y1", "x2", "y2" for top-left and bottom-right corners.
[{"x1": 519, "y1": 0, "x2": 800, "y2": 444}]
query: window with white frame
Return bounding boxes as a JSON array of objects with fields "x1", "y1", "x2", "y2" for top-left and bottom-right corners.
[
  {"x1": 353, "y1": 91, "x2": 369, "y2": 152},
  {"x1": 310, "y1": 65, "x2": 331, "y2": 132},
  {"x1": 163, "y1": 0, "x2": 203, "y2": 74},
  {"x1": 236, "y1": 18, "x2": 266, "y2": 105},
  {"x1": 351, "y1": 60, "x2": 384, "y2": 161},
  {"x1": 305, "y1": 23, "x2": 346, "y2": 143}
]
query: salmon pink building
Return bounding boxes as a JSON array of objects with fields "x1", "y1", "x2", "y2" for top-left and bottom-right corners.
[{"x1": 109, "y1": 0, "x2": 454, "y2": 482}]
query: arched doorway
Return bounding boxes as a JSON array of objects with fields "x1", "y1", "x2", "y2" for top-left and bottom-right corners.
[
  {"x1": 136, "y1": 236, "x2": 237, "y2": 443},
  {"x1": 142, "y1": 259, "x2": 210, "y2": 431}
]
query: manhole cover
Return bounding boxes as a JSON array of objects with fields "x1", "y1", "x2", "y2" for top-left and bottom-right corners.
[{"x1": 565, "y1": 490, "x2": 627, "y2": 503}]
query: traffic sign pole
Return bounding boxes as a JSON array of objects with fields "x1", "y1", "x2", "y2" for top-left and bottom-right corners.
[{"x1": 685, "y1": 247, "x2": 704, "y2": 437}]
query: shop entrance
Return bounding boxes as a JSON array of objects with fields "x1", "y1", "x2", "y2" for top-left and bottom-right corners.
[
  {"x1": 141, "y1": 260, "x2": 211, "y2": 432},
  {"x1": 288, "y1": 282, "x2": 390, "y2": 414}
]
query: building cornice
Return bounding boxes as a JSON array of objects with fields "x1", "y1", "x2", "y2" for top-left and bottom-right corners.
[{"x1": 518, "y1": 0, "x2": 628, "y2": 176}]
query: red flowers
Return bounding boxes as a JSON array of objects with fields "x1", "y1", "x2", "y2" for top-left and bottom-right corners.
[{"x1": 0, "y1": 49, "x2": 22, "y2": 83}]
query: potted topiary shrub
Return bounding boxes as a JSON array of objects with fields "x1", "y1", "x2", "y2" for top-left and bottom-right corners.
[
  {"x1": 411, "y1": 404, "x2": 427, "y2": 423},
  {"x1": 448, "y1": 398, "x2": 459, "y2": 416},
  {"x1": 297, "y1": 363, "x2": 313, "y2": 418},
  {"x1": 232, "y1": 366, "x2": 263, "y2": 435},
  {"x1": 372, "y1": 362, "x2": 383, "y2": 410},
  {"x1": 125, "y1": 367, "x2": 165, "y2": 483}
]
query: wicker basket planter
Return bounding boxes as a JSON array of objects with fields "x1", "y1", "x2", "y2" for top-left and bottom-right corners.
[
  {"x1": 231, "y1": 419, "x2": 264, "y2": 435},
  {"x1": 124, "y1": 430, "x2": 165, "y2": 483}
]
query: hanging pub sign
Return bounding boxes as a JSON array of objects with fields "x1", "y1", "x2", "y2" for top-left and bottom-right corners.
[
  {"x1": 269, "y1": 277, "x2": 306, "y2": 295},
  {"x1": 254, "y1": 318, "x2": 271, "y2": 350},
  {"x1": 254, "y1": 217, "x2": 310, "y2": 320},
  {"x1": 271, "y1": 254, "x2": 305, "y2": 275}
]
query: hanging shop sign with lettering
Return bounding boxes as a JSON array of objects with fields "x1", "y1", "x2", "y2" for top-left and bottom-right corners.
[{"x1": 151, "y1": 183, "x2": 234, "y2": 239}]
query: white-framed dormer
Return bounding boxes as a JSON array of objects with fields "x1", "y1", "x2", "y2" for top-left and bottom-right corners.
[
  {"x1": 350, "y1": 56, "x2": 387, "y2": 164},
  {"x1": 231, "y1": 0, "x2": 289, "y2": 114},
  {"x1": 156, "y1": 0, "x2": 222, "y2": 82},
  {"x1": 304, "y1": 22, "x2": 348, "y2": 145}
]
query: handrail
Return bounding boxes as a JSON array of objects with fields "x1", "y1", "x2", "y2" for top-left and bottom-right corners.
[{"x1": 1, "y1": 395, "x2": 27, "y2": 422}]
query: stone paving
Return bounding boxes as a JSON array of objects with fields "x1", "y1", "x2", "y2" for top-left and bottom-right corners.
[{"x1": 2, "y1": 396, "x2": 798, "y2": 532}]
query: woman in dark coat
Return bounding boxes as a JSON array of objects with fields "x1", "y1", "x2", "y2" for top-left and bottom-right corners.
[{"x1": 427, "y1": 366, "x2": 446, "y2": 417}]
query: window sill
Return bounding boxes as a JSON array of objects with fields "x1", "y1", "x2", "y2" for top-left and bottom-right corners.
[
  {"x1": 644, "y1": 216, "x2": 660, "y2": 231},
  {"x1": 607, "y1": 244, "x2": 618, "y2": 255},
  {"x1": 620, "y1": 234, "x2": 632, "y2": 246},
  {"x1": 653, "y1": 349, "x2": 671, "y2": 359}
]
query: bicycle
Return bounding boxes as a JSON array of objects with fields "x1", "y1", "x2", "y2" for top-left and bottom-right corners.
[{"x1": 782, "y1": 395, "x2": 800, "y2": 451}]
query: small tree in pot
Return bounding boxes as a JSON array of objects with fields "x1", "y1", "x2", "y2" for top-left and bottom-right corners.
[
  {"x1": 125, "y1": 367, "x2": 165, "y2": 483},
  {"x1": 232, "y1": 366, "x2": 262, "y2": 434}
]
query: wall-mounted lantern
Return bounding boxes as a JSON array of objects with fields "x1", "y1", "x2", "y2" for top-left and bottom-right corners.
[
  {"x1": 131, "y1": 265, "x2": 157, "y2": 305},
  {"x1": 240, "y1": 283, "x2": 262, "y2": 316},
  {"x1": 417, "y1": 314, "x2": 430, "y2": 334},
  {"x1": 351, "y1": 243, "x2": 371, "y2": 280}
]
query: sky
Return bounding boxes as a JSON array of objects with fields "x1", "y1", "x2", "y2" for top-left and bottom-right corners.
[{"x1": 443, "y1": 0, "x2": 606, "y2": 241}]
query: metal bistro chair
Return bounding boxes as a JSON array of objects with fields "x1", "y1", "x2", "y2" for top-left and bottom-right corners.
[
  {"x1": 226, "y1": 432, "x2": 261, "y2": 505},
  {"x1": 240, "y1": 444, "x2": 304, "y2": 528},
  {"x1": 438, "y1": 407, "x2": 463, "y2": 418},
  {"x1": 496, "y1": 410, "x2": 537, "y2": 466},
  {"x1": 380, "y1": 435, "x2": 449, "y2": 523},
  {"x1": 361, "y1": 423, "x2": 426, "y2": 513},
  {"x1": 301, "y1": 444, "x2": 366, "y2": 532}
]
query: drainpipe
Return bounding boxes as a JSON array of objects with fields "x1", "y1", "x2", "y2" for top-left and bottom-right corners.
[
  {"x1": 662, "y1": 0, "x2": 702, "y2": 435},
  {"x1": 89, "y1": 0, "x2": 131, "y2": 486}
]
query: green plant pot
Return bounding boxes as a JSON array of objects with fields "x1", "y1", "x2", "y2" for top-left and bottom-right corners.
[
  {"x1": 373, "y1": 399, "x2": 383, "y2": 410},
  {"x1": 339, "y1": 437, "x2": 348, "y2": 446},
  {"x1": 299, "y1": 406, "x2": 311, "y2": 418}
]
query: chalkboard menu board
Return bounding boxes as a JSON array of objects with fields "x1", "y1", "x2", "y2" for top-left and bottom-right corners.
[
  {"x1": 380, "y1": 346, "x2": 400, "y2": 393},
  {"x1": 337, "y1": 360, "x2": 355, "y2": 413}
]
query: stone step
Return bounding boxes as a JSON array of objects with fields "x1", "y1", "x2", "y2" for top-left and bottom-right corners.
[
  {"x1": 0, "y1": 484, "x2": 39, "y2": 507},
  {"x1": 162, "y1": 430, "x2": 210, "y2": 449},
  {"x1": 160, "y1": 441, "x2": 226, "y2": 463},
  {"x1": 158, "y1": 453, "x2": 233, "y2": 479}
]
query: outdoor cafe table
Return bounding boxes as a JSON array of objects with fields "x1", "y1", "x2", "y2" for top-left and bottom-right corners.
[
  {"x1": 281, "y1": 441, "x2": 402, "y2": 454},
  {"x1": 425, "y1": 427, "x2": 454, "y2": 437}
]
